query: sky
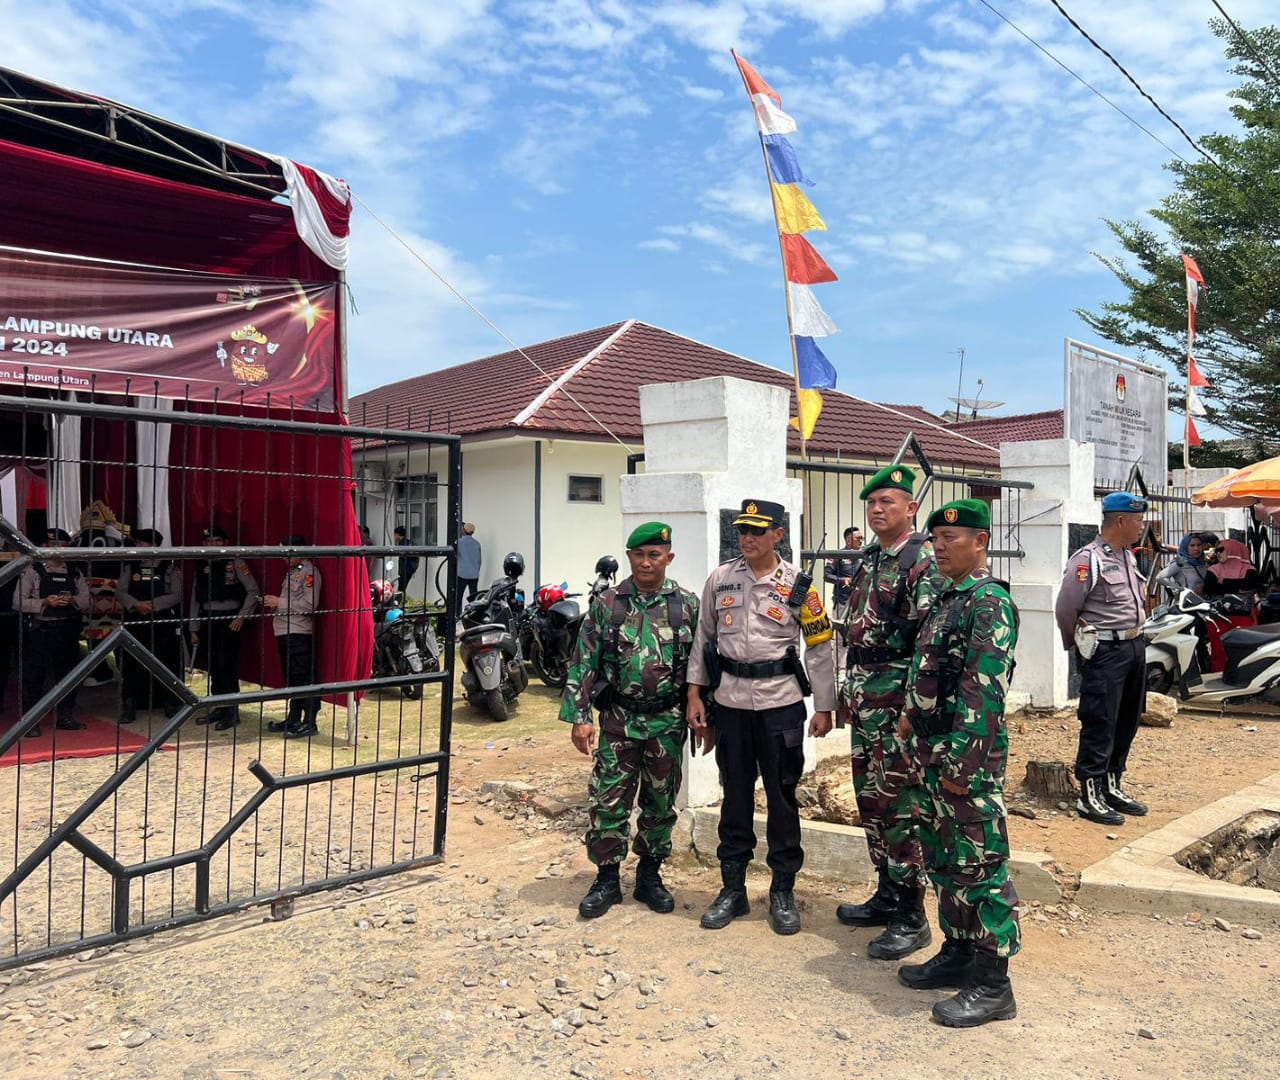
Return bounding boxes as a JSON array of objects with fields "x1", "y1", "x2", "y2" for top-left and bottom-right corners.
[{"x1": 3, "y1": 0, "x2": 1271, "y2": 430}]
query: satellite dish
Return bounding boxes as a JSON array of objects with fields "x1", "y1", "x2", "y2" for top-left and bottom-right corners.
[{"x1": 945, "y1": 396, "x2": 1005, "y2": 422}]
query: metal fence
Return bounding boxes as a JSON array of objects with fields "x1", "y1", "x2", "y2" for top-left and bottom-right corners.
[
  {"x1": 789, "y1": 455, "x2": 1032, "y2": 586},
  {"x1": 0, "y1": 389, "x2": 459, "y2": 969}
]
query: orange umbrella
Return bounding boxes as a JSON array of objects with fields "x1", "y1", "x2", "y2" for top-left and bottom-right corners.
[{"x1": 1191, "y1": 455, "x2": 1280, "y2": 506}]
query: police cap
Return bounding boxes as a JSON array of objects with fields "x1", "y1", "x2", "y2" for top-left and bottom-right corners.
[
  {"x1": 1101, "y1": 491, "x2": 1148, "y2": 514},
  {"x1": 731, "y1": 499, "x2": 784, "y2": 528}
]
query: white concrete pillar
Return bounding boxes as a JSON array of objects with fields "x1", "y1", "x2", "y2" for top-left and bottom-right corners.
[
  {"x1": 621, "y1": 376, "x2": 823, "y2": 809},
  {"x1": 998, "y1": 438, "x2": 1098, "y2": 708}
]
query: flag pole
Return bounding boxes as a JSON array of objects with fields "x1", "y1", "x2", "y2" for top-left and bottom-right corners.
[
  {"x1": 731, "y1": 49, "x2": 812, "y2": 553},
  {"x1": 731, "y1": 49, "x2": 808, "y2": 466}
]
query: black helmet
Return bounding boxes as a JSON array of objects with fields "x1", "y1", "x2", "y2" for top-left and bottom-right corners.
[
  {"x1": 594, "y1": 555, "x2": 619, "y2": 578},
  {"x1": 503, "y1": 551, "x2": 525, "y2": 578}
]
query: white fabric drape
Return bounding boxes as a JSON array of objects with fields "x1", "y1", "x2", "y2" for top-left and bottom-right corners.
[
  {"x1": 48, "y1": 402, "x2": 81, "y2": 533},
  {"x1": 135, "y1": 397, "x2": 174, "y2": 543},
  {"x1": 275, "y1": 156, "x2": 352, "y2": 270},
  {"x1": 0, "y1": 467, "x2": 16, "y2": 527}
]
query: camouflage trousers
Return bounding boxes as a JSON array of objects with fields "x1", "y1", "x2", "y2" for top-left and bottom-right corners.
[
  {"x1": 917, "y1": 761, "x2": 1022, "y2": 958},
  {"x1": 843, "y1": 673, "x2": 925, "y2": 888},
  {"x1": 585, "y1": 725, "x2": 687, "y2": 866}
]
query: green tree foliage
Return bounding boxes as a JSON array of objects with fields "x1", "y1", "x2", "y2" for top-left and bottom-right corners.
[{"x1": 1078, "y1": 20, "x2": 1280, "y2": 448}]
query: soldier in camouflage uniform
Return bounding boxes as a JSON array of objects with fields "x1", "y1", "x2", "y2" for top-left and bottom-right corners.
[
  {"x1": 835, "y1": 464, "x2": 943, "y2": 961},
  {"x1": 561, "y1": 521, "x2": 699, "y2": 919},
  {"x1": 897, "y1": 498, "x2": 1021, "y2": 1029}
]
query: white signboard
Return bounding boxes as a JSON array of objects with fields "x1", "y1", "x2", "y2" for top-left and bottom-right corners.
[{"x1": 1064, "y1": 339, "x2": 1168, "y2": 486}]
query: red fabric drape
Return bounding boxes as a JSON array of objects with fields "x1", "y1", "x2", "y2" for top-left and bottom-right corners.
[{"x1": 0, "y1": 137, "x2": 369, "y2": 696}]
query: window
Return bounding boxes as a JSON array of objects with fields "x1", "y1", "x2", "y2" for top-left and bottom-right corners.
[
  {"x1": 394, "y1": 474, "x2": 439, "y2": 545},
  {"x1": 567, "y1": 474, "x2": 604, "y2": 504}
]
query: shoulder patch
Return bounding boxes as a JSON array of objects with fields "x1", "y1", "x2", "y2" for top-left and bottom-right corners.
[
  {"x1": 1075, "y1": 564, "x2": 1089, "y2": 582},
  {"x1": 235, "y1": 560, "x2": 250, "y2": 573},
  {"x1": 804, "y1": 589, "x2": 824, "y2": 616}
]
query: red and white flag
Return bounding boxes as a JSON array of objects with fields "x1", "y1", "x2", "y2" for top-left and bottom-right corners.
[{"x1": 1180, "y1": 254, "x2": 1208, "y2": 451}]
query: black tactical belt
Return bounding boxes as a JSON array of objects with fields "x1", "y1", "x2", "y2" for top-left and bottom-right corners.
[
  {"x1": 617, "y1": 691, "x2": 684, "y2": 715},
  {"x1": 718, "y1": 654, "x2": 790, "y2": 678},
  {"x1": 847, "y1": 644, "x2": 911, "y2": 667}
]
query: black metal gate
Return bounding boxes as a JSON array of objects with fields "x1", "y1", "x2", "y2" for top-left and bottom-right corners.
[{"x1": 0, "y1": 392, "x2": 459, "y2": 969}]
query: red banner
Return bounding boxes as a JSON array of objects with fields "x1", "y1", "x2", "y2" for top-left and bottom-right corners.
[{"x1": 0, "y1": 249, "x2": 337, "y2": 409}]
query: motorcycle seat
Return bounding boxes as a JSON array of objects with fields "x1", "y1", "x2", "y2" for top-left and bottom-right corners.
[
  {"x1": 460, "y1": 621, "x2": 508, "y2": 637},
  {"x1": 1220, "y1": 623, "x2": 1280, "y2": 649}
]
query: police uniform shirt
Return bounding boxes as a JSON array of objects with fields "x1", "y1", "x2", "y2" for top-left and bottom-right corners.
[
  {"x1": 16, "y1": 563, "x2": 91, "y2": 620},
  {"x1": 193, "y1": 559, "x2": 260, "y2": 617},
  {"x1": 117, "y1": 562, "x2": 183, "y2": 615},
  {"x1": 1054, "y1": 536, "x2": 1147, "y2": 648},
  {"x1": 271, "y1": 559, "x2": 321, "y2": 637},
  {"x1": 687, "y1": 556, "x2": 836, "y2": 713}
]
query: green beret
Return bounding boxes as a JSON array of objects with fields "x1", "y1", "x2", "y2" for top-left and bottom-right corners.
[
  {"x1": 626, "y1": 521, "x2": 673, "y2": 549},
  {"x1": 926, "y1": 498, "x2": 991, "y2": 532},
  {"x1": 859, "y1": 464, "x2": 917, "y2": 500}
]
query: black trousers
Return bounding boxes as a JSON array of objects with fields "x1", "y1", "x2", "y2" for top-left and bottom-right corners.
[
  {"x1": 121, "y1": 616, "x2": 183, "y2": 708},
  {"x1": 0, "y1": 612, "x2": 17, "y2": 709},
  {"x1": 456, "y1": 578, "x2": 478, "y2": 616},
  {"x1": 713, "y1": 701, "x2": 807, "y2": 876},
  {"x1": 1075, "y1": 639, "x2": 1146, "y2": 782},
  {"x1": 21, "y1": 620, "x2": 82, "y2": 722},
  {"x1": 198, "y1": 614, "x2": 243, "y2": 704},
  {"x1": 276, "y1": 633, "x2": 320, "y2": 726}
]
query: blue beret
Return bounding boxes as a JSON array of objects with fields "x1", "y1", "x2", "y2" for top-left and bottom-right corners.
[{"x1": 1101, "y1": 492, "x2": 1148, "y2": 513}]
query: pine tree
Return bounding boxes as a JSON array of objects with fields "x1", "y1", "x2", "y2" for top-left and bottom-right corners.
[{"x1": 1077, "y1": 20, "x2": 1280, "y2": 446}]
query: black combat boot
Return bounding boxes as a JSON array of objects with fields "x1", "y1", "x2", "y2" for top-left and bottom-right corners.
[
  {"x1": 898, "y1": 937, "x2": 976, "y2": 990},
  {"x1": 931, "y1": 951, "x2": 1017, "y2": 1028},
  {"x1": 867, "y1": 884, "x2": 932, "y2": 960},
  {"x1": 120, "y1": 698, "x2": 137, "y2": 725},
  {"x1": 767, "y1": 871, "x2": 802, "y2": 936},
  {"x1": 633, "y1": 855, "x2": 675, "y2": 914},
  {"x1": 1104, "y1": 772, "x2": 1148, "y2": 816},
  {"x1": 578, "y1": 863, "x2": 623, "y2": 919},
  {"x1": 700, "y1": 859, "x2": 749, "y2": 930},
  {"x1": 836, "y1": 865, "x2": 899, "y2": 927},
  {"x1": 1077, "y1": 776, "x2": 1124, "y2": 826}
]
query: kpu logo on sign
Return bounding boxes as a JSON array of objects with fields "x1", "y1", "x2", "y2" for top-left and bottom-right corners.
[{"x1": 1115, "y1": 374, "x2": 1127, "y2": 403}]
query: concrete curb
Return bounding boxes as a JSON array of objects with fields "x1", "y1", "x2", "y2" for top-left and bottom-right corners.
[
  {"x1": 676, "y1": 807, "x2": 1063, "y2": 904},
  {"x1": 1076, "y1": 770, "x2": 1280, "y2": 926}
]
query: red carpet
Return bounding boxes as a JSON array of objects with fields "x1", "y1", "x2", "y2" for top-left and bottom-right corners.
[{"x1": 1, "y1": 719, "x2": 177, "y2": 768}]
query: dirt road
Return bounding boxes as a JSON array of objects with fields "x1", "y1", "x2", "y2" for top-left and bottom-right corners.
[{"x1": 2, "y1": 767, "x2": 1278, "y2": 1079}]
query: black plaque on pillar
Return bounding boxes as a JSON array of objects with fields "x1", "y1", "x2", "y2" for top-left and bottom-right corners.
[{"x1": 718, "y1": 509, "x2": 792, "y2": 564}]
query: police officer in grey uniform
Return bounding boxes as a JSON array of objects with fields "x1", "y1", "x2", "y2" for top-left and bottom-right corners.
[
  {"x1": 190, "y1": 525, "x2": 260, "y2": 731},
  {"x1": 686, "y1": 499, "x2": 836, "y2": 936},
  {"x1": 1054, "y1": 492, "x2": 1150, "y2": 826},
  {"x1": 117, "y1": 528, "x2": 184, "y2": 722}
]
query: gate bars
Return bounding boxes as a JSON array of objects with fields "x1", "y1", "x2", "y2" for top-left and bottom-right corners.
[{"x1": 0, "y1": 390, "x2": 459, "y2": 969}]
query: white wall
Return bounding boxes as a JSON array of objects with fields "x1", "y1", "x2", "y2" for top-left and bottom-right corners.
[
  {"x1": 459, "y1": 440, "x2": 537, "y2": 600},
  {"x1": 537, "y1": 439, "x2": 632, "y2": 592}
]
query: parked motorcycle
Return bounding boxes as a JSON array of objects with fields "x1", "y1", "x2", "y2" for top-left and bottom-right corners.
[
  {"x1": 1144, "y1": 589, "x2": 1280, "y2": 705},
  {"x1": 458, "y1": 552, "x2": 529, "y2": 721},
  {"x1": 371, "y1": 579, "x2": 442, "y2": 699},
  {"x1": 520, "y1": 555, "x2": 618, "y2": 689}
]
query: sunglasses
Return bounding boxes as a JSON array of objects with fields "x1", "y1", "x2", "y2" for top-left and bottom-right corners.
[{"x1": 736, "y1": 524, "x2": 770, "y2": 537}]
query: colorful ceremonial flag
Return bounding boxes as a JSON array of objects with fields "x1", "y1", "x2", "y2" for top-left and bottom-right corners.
[
  {"x1": 788, "y1": 388, "x2": 824, "y2": 439},
  {"x1": 794, "y1": 336, "x2": 837, "y2": 389},
  {"x1": 763, "y1": 136, "x2": 813, "y2": 187},
  {"x1": 1180, "y1": 253, "x2": 1208, "y2": 459},
  {"x1": 781, "y1": 234, "x2": 837, "y2": 284},
  {"x1": 735, "y1": 50, "x2": 842, "y2": 443},
  {"x1": 771, "y1": 184, "x2": 826, "y2": 234}
]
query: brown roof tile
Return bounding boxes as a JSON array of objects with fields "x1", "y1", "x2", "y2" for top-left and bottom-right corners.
[
  {"x1": 945, "y1": 409, "x2": 1064, "y2": 445},
  {"x1": 350, "y1": 320, "x2": 1001, "y2": 468}
]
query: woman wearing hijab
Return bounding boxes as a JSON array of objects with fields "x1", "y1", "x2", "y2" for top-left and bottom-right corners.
[
  {"x1": 1155, "y1": 533, "x2": 1209, "y2": 596},
  {"x1": 1204, "y1": 539, "x2": 1262, "y2": 597}
]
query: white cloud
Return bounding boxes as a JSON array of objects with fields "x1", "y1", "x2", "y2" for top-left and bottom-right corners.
[{"x1": 639, "y1": 238, "x2": 682, "y2": 252}]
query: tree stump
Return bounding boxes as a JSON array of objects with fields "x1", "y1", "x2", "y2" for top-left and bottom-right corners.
[{"x1": 1024, "y1": 761, "x2": 1077, "y2": 800}]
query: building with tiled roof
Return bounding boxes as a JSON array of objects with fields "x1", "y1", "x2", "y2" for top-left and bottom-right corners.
[
  {"x1": 350, "y1": 320, "x2": 1006, "y2": 593},
  {"x1": 945, "y1": 409, "x2": 1064, "y2": 445}
]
